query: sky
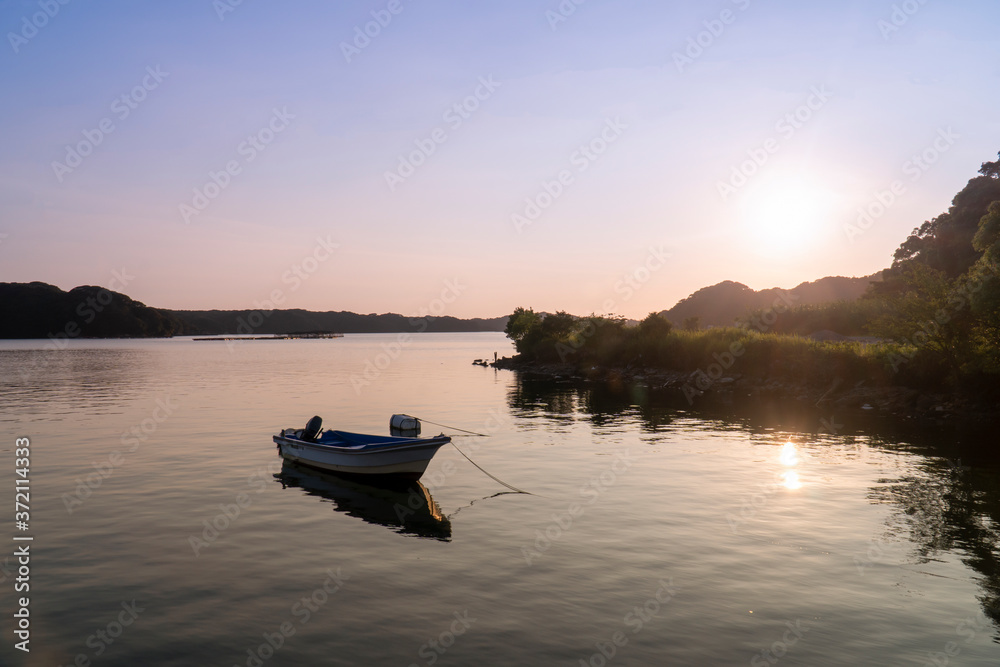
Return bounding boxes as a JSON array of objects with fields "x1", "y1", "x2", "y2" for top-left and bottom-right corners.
[{"x1": 1, "y1": 0, "x2": 998, "y2": 319}]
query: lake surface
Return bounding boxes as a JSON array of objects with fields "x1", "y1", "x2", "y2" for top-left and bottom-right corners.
[{"x1": 1, "y1": 332, "x2": 999, "y2": 666}]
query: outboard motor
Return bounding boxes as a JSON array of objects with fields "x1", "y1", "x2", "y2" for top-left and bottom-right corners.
[
  {"x1": 302, "y1": 415, "x2": 323, "y2": 442},
  {"x1": 390, "y1": 414, "x2": 420, "y2": 437}
]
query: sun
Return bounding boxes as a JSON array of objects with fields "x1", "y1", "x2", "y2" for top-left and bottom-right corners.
[{"x1": 737, "y1": 174, "x2": 836, "y2": 256}]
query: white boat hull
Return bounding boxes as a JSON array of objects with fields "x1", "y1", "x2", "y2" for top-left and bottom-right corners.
[{"x1": 273, "y1": 432, "x2": 449, "y2": 480}]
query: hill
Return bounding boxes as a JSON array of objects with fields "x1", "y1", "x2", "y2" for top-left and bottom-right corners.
[
  {"x1": 168, "y1": 309, "x2": 507, "y2": 335},
  {"x1": 660, "y1": 273, "x2": 883, "y2": 328},
  {"x1": 0, "y1": 282, "x2": 508, "y2": 338},
  {"x1": 0, "y1": 282, "x2": 186, "y2": 339}
]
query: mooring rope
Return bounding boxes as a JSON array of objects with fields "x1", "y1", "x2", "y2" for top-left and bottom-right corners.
[
  {"x1": 446, "y1": 491, "x2": 521, "y2": 519},
  {"x1": 402, "y1": 414, "x2": 490, "y2": 437},
  {"x1": 403, "y1": 414, "x2": 540, "y2": 496},
  {"x1": 449, "y1": 442, "x2": 537, "y2": 496}
]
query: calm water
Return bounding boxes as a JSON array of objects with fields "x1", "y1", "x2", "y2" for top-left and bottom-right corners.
[{"x1": 1, "y1": 333, "x2": 999, "y2": 666}]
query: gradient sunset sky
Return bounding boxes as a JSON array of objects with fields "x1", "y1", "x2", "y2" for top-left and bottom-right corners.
[{"x1": 2, "y1": 0, "x2": 998, "y2": 319}]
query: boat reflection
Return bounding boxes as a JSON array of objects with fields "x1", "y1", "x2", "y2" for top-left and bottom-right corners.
[{"x1": 275, "y1": 461, "x2": 452, "y2": 541}]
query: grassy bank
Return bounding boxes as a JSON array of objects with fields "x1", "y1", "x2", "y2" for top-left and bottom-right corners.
[{"x1": 501, "y1": 309, "x2": 991, "y2": 399}]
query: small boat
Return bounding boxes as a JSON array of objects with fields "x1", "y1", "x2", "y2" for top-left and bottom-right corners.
[{"x1": 273, "y1": 415, "x2": 450, "y2": 481}]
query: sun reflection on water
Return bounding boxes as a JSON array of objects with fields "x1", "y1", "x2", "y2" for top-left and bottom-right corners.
[
  {"x1": 779, "y1": 441, "x2": 802, "y2": 489},
  {"x1": 779, "y1": 441, "x2": 799, "y2": 466},
  {"x1": 782, "y1": 470, "x2": 802, "y2": 490}
]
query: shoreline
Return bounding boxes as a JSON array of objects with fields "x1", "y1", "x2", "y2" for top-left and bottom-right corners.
[{"x1": 490, "y1": 355, "x2": 995, "y2": 423}]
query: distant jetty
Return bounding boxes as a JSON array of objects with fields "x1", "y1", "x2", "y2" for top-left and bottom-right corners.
[{"x1": 194, "y1": 332, "x2": 344, "y2": 341}]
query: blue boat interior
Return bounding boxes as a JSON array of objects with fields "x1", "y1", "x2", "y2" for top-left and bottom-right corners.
[
  {"x1": 284, "y1": 416, "x2": 447, "y2": 449},
  {"x1": 312, "y1": 430, "x2": 438, "y2": 448}
]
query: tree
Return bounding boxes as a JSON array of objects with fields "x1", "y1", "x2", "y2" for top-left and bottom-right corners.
[
  {"x1": 967, "y1": 202, "x2": 1000, "y2": 368},
  {"x1": 869, "y1": 263, "x2": 973, "y2": 377},
  {"x1": 979, "y1": 152, "x2": 1000, "y2": 179},
  {"x1": 682, "y1": 315, "x2": 700, "y2": 331},
  {"x1": 536, "y1": 311, "x2": 577, "y2": 343},
  {"x1": 504, "y1": 307, "x2": 540, "y2": 352},
  {"x1": 972, "y1": 200, "x2": 1000, "y2": 262},
  {"x1": 503, "y1": 308, "x2": 582, "y2": 360},
  {"x1": 883, "y1": 170, "x2": 1000, "y2": 282},
  {"x1": 640, "y1": 312, "x2": 674, "y2": 337}
]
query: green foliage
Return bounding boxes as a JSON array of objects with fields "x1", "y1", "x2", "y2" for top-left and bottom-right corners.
[
  {"x1": 851, "y1": 150, "x2": 1000, "y2": 383},
  {"x1": 867, "y1": 263, "x2": 975, "y2": 377},
  {"x1": 972, "y1": 201, "x2": 1000, "y2": 259},
  {"x1": 505, "y1": 310, "x2": 591, "y2": 361},
  {"x1": 642, "y1": 312, "x2": 674, "y2": 337},
  {"x1": 682, "y1": 316, "x2": 700, "y2": 331},
  {"x1": 504, "y1": 307, "x2": 541, "y2": 352},
  {"x1": 967, "y1": 202, "x2": 1000, "y2": 369},
  {"x1": 502, "y1": 307, "x2": 910, "y2": 386},
  {"x1": 980, "y1": 151, "x2": 1000, "y2": 180},
  {"x1": 860, "y1": 163, "x2": 1000, "y2": 380},
  {"x1": 737, "y1": 299, "x2": 883, "y2": 337},
  {"x1": 884, "y1": 172, "x2": 1000, "y2": 283}
]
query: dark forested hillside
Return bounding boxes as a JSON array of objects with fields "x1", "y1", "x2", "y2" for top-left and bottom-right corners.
[
  {"x1": 887, "y1": 162, "x2": 1000, "y2": 282},
  {"x1": 660, "y1": 274, "x2": 882, "y2": 328},
  {"x1": 0, "y1": 282, "x2": 186, "y2": 338},
  {"x1": 168, "y1": 309, "x2": 507, "y2": 335},
  {"x1": 0, "y1": 282, "x2": 508, "y2": 338}
]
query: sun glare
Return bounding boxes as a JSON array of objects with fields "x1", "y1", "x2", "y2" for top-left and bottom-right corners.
[
  {"x1": 779, "y1": 441, "x2": 799, "y2": 466},
  {"x1": 738, "y1": 175, "x2": 836, "y2": 256},
  {"x1": 782, "y1": 470, "x2": 802, "y2": 490},
  {"x1": 779, "y1": 441, "x2": 802, "y2": 489}
]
